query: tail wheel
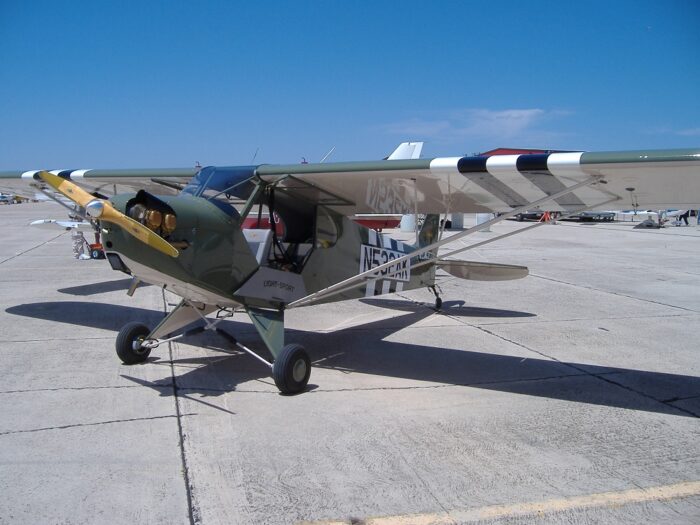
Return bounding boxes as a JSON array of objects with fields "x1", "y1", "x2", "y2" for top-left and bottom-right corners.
[
  {"x1": 272, "y1": 343, "x2": 311, "y2": 394},
  {"x1": 116, "y1": 322, "x2": 152, "y2": 364}
]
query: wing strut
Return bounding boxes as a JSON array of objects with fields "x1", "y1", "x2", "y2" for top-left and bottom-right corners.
[
  {"x1": 411, "y1": 195, "x2": 621, "y2": 273},
  {"x1": 291, "y1": 195, "x2": 620, "y2": 305},
  {"x1": 287, "y1": 175, "x2": 609, "y2": 308}
]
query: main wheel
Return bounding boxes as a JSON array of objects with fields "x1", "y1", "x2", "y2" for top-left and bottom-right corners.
[
  {"x1": 116, "y1": 322, "x2": 152, "y2": 364},
  {"x1": 272, "y1": 343, "x2": 311, "y2": 394}
]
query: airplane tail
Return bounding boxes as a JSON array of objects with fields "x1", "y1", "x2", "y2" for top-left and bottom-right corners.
[
  {"x1": 415, "y1": 214, "x2": 440, "y2": 253},
  {"x1": 411, "y1": 214, "x2": 441, "y2": 288},
  {"x1": 386, "y1": 141, "x2": 424, "y2": 160},
  {"x1": 414, "y1": 214, "x2": 530, "y2": 284}
]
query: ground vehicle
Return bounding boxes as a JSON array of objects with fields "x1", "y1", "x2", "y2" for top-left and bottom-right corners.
[
  {"x1": 514, "y1": 210, "x2": 544, "y2": 221},
  {"x1": 569, "y1": 211, "x2": 616, "y2": 222}
]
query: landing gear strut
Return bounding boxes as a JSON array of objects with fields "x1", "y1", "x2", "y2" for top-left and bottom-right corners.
[
  {"x1": 115, "y1": 307, "x2": 311, "y2": 395},
  {"x1": 429, "y1": 285, "x2": 443, "y2": 310}
]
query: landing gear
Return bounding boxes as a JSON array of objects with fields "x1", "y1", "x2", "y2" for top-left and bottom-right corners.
[
  {"x1": 114, "y1": 305, "x2": 311, "y2": 394},
  {"x1": 272, "y1": 343, "x2": 311, "y2": 395},
  {"x1": 429, "y1": 285, "x2": 443, "y2": 310},
  {"x1": 116, "y1": 322, "x2": 152, "y2": 364}
]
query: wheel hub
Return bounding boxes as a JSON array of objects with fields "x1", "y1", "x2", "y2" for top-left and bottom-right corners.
[{"x1": 292, "y1": 358, "x2": 307, "y2": 383}]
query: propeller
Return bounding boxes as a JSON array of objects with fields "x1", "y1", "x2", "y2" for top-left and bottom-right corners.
[{"x1": 38, "y1": 171, "x2": 179, "y2": 258}]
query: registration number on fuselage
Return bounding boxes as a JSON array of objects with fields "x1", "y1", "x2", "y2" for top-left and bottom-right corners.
[{"x1": 359, "y1": 244, "x2": 410, "y2": 282}]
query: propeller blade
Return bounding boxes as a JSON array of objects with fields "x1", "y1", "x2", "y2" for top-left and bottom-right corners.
[
  {"x1": 38, "y1": 170, "x2": 95, "y2": 207},
  {"x1": 38, "y1": 171, "x2": 179, "y2": 258}
]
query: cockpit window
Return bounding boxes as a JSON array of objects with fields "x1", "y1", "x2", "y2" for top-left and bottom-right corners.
[{"x1": 181, "y1": 166, "x2": 258, "y2": 215}]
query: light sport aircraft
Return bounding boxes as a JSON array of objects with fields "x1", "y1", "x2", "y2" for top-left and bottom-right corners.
[
  {"x1": 1, "y1": 146, "x2": 699, "y2": 394},
  {"x1": 17, "y1": 143, "x2": 425, "y2": 256}
]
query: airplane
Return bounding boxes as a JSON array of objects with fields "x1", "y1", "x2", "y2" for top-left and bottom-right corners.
[
  {"x1": 1, "y1": 145, "x2": 699, "y2": 394},
  {"x1": 17, "y1": 143, "x2": 425, "y2": 257}
]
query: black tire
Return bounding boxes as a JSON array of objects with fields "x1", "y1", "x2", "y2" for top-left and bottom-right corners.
[
  {"x1": 516, "y1": 214, "x2": 524, "y2": 222},
  {"x1": 116, "y1": 322, "x2": 152, "y2": 364},
  {"x1": 435, "y1": 297, "x2": 443, "y2": 310},
  {"x1": 91, "y1": 249, "x2": 101, "y2": 259},
  {"x1": 272, "y1": 343, "x2": 311, "y2": 394}
]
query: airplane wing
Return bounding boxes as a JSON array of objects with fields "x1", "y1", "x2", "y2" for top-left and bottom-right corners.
[
  {"x1": 0, "y1": 141, "x2": 423, "y2": 200},
  {"x1": 1, "y1": 148, "x2": 698, "y2": 214},
  {"x1": 0, "y1": 168, "x2": 198, "y2": 200},
  {"x1": 256, "y1": 148, "x2": 700, "y2": 215},
  {"x1": 30, "y1": 219, "x2": 94, "y2": 231},
  {"x1": 257, "y1": 147, "x2": 700, "y2": 308}
]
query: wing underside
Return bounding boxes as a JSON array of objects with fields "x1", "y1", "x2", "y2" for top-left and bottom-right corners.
[
  {"x1": 256, "y1": 149, "x2": 700, "y2": 215},
  {"x1": 1, "y1": 148, "x2": 698, "y2": 215},
  {"x1": 0, "y1": 168, "x2": 198, "y2": 200}
]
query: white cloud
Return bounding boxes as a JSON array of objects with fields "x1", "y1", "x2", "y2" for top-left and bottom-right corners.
[
  {"x1": 380, "y1": 108, "x2": 569, "y2": 146},
  {"x1": 676, "y1": 127, "x2": 700, "y2": 137},
  {"x1": 460, "y1": 108, "x2": 545, "y2": 138}
]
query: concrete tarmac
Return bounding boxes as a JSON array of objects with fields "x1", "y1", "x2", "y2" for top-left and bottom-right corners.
[{"x1": 0, "y1": 203, "x2": 698, "y2": 524}]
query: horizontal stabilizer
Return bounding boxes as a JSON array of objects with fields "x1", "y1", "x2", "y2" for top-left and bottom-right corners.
[{"x1": 436, "y1": 260, "x2": 528, "y2": 281}]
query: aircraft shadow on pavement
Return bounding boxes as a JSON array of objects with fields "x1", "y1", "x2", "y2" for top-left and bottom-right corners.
[
  {"x1": 6, "y1": 301, "x2": 166, "y2": 331},
  {"x1": 361, "y1": 298, "x2": 537, "y2": 318},
  {"x1": 57, "y1": 278, "x2": 150, "y2": 296},
  {"x1": 6, "y1": 300, "x2": 697, "y2": 418}
]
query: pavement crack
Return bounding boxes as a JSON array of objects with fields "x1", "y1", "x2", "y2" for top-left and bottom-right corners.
[
  {"x1": 471, "y1": 325, "x2": 699, "y2": 418},
  {"x1": 308, "y1": 371, "x2": 619, "y2": 393},
  {"x1": 0, "y1": 336, "x2": 111, "y2": 345},
  {"x1": 663, "y1": 394, "x2": 700, "y2": 403},
  {"x1": 0, "y1": 232, "x2": 68, "y2": 265},
  {"x1": 367, "y1": 294, "x2": 699, "y2": 417},
  {"x1": 0, "y1": 414, "x2": 187, "y2": 436},
  {"x1": 474, "y1": 312, "x2": 698, "y2": 327},
  {"x1": 164, "y1": 289, "x2": 200, "y2": 525},
  {"x1": 392, "y1": 429, "x2": 451, "y2": 517},
  {"x1": 529, "y1": 273, "x2": 699, "y2": 313},
  {"x1": 0, "y1": 384, "x2": 170, "y2": 395}
]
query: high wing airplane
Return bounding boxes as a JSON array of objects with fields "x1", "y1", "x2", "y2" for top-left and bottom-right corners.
[
  {"x1": 1, "y1": 146, "x2": 699, "y2": 394},
  {"x1": 16, "y1": 143, "x2": 425, "y2": 253}
]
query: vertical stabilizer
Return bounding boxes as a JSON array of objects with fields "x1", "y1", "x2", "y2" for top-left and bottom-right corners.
[
  {"x1": 387, "y1": 142, "x2": 424, "y2": 160},
  {"x1": 417, "y1": 214, "x2": 440, "y2": 251}
]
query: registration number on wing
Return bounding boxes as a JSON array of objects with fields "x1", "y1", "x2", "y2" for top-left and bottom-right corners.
[{"x1": 359, "y1": 244, "x2": 410, "y2": 282}]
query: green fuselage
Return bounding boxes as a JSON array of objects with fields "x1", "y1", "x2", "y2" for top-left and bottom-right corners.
[{"x1": 103, "y1": 192, "x2": 436, "y2": 308}]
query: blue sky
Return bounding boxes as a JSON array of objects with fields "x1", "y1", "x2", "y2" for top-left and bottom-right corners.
[{"x1": 1, "y1": 0, "x2": 698, "y2": 168}]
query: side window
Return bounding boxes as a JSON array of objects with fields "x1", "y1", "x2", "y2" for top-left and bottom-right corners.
[{"x1": 315, "y1": 208, "x2": 339, "y2": 248}]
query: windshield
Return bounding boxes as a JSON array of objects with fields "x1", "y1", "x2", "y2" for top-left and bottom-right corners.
[{"x1": 181, "y1": 165, "x2": 258, "y2": 214}]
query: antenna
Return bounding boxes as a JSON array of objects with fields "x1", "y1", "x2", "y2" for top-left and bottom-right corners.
[
  {"x1": 250, "y1": 148, "x2": 260, "y2": 164},
  {"x1": 320, "y1": 146, "x2": 336, "y2": 163}
]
